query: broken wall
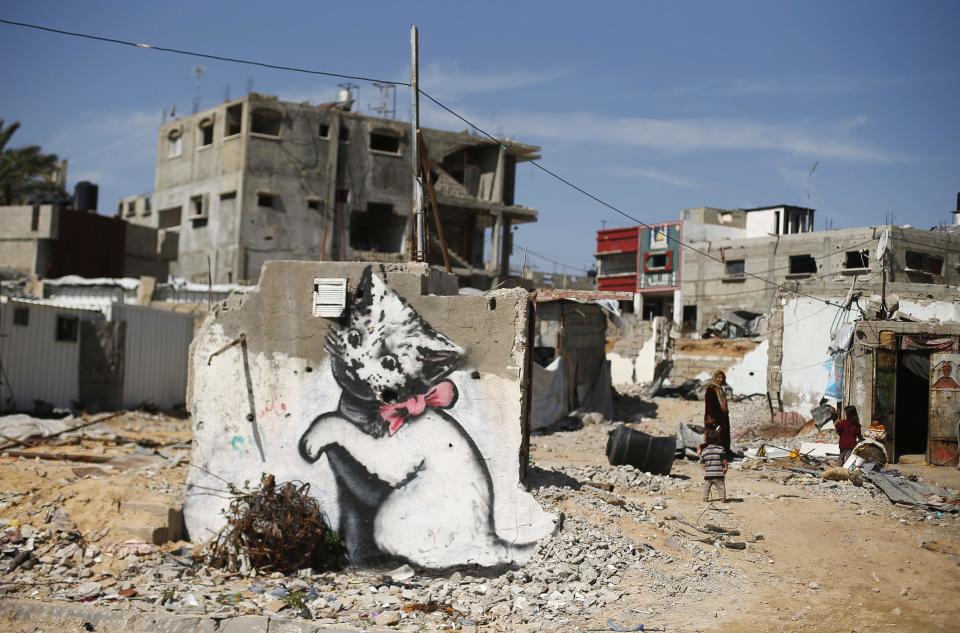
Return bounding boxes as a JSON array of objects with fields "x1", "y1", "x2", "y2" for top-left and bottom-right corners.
[
  {"x1": 185, "y1": 261, "x2": 557, "y2": 569},
  {"x1": 608, "y1": 316, "x2": 671, "y2": 385}
]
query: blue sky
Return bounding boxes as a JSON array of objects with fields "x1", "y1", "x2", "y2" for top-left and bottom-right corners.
[{"x1": 1, "y1": 1, "x2": 958, "y2": 275}]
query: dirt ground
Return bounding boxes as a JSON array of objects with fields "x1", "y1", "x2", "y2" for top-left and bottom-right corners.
[
  {"x1": 1, "y1": 402, "x2": 959, "y2": 632},
  {"x1": 532, "y1": 399, "x2": 960, "y2": 633}
]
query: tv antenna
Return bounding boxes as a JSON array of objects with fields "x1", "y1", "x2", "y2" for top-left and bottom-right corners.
[
  {"x1": 370, "y1": 82, "x2": 397, "y2": 119},
  {"x1": 192, "y1": 66, "x2": 205, "y2": 114},
  {"x1": 807, "y1": 160, "x2": 818, "y2": 203}
]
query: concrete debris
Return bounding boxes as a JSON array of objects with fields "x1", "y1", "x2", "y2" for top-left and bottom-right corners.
[{"x1": 703, "y1": 310, "x2": 763, "y2": 339}]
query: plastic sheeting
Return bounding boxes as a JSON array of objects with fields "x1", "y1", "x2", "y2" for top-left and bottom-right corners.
[
  {"x1": 531, "y1": 357, "x2": 567, "y2": 431},
  {"x1": 823, "y1": 352, "x2": 845, "y2": 400},
  {"x1": 531, "y1": 356, "x2": 614, "y2": 430}
]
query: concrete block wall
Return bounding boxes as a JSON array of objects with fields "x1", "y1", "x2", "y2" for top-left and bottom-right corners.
[{"x1": 184, "y1": 261, "x2": 557, "y2": 569}]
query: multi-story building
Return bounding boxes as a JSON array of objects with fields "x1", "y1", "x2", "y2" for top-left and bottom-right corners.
[
  {"x1": 120, "y1": 92, "x2": 540, "y2": 287},
  {"x1": 595, "y1": 221, "x2": 682, "y2": 320},
  {"x1": 596, "y1": 203, "x2": 960, "y2": 332}
]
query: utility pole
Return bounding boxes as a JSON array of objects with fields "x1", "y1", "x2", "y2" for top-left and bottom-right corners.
[{"x1": 410, "y1": 25, "x2": 425, "y2": 262}]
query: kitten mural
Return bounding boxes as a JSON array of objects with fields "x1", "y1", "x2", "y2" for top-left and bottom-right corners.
[{"x1": 299, "y1": 266, "x2": 545, "y2": 567}]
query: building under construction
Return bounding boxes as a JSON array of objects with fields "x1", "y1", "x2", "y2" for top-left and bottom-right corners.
[{"x1": 119, "y1": 90, "x2": 540, "y2": 288}]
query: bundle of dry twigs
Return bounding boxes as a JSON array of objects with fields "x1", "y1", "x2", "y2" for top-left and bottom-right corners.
[{"x1": 206, "y1": 474, "x2": 344, "y2": 574}]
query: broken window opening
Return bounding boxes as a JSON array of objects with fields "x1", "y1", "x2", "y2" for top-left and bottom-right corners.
[
  {"x1": 251, "y1": 108, "x2": 282, "y2": 136},
  {"x1": 646, "y1": 253, "x2": 669, "y2": 270},
  {"x1": 30, "y1": 205, "x2": 39, "y2": 231},
  {"x1": 158, "y1": 206, "x2": 182, "y2": 230},
  {"x1": 318, "y1": 123, "x2": 330, "y2": 139},
  {"x1": 845, "y1": 250, "x2": 870, "y2": 269},
  {"x1": 220, "y1": 191, "x2": 237, "y2": 201},
  {"x1": 597, "y1": 252, "x2": 637, "y2": 276},
  {"x1": 167, "y1": 129, "x2": 182, "y2": 158},
  {"x1": 905, "y1": 251, "x2": 943, "y2": 276},
  {"x1": 339, "y1": 126, "x2": 350, "y2": 143},
  {"x1": 13, "y1": 306, "x2": 29, "y2": 326},
  {"x1": 725, "y1": 259, "x2": 745, "y2": 278},
  {"x1": 55, "y1": 315, "x2": 79, "y2": 342},
  {"x1": 789, "y1": 254, "x2": 817, "y2": 275},
  {"x1": 349, "y1": 202, "x2": 405, "y2": 253},
  {"x1": 191, "y1": 217, "x2": 208, "y2": 229},
  {"x1": 125, "y1": 201, "x2": 137, "y2": 217},
  {"x1": 257, "y1": 193, "x2": 275, "y2": 208},
  {"x1": 225, "y1": 104, "x2": 243, "y2": 136},
  {"x1": 199, "y1": 118, "x2": 214, "y2": 147},
  {"x1": 307, "y1": 198, "x2": 323, "y2": 212},
  {"x1": 369, "y1": 130, "x2": 401, "y2": 154},
  {"x1": 143, "y1": 197, "x2": 152, "y2": 215},
  {"x1": 189, "y1": 194, "x2": 206, "y2": 218}
]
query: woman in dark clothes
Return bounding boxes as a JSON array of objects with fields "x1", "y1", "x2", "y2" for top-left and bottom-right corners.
[{"x1": 704, "y1": 370, "x2": 731, "y2": 456}]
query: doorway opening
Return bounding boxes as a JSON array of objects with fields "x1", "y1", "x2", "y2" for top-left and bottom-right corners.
[{"x1": 894, "y1": 350, "x2": 930, "y2": 460}]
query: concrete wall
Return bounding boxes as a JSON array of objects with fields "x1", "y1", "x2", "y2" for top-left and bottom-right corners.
[
  {"x1": 777, "y1": 297, "x2": 852, "y2": 414},
  {"x1": 608, "y1": 316, "x2": 670, "y2": 385},
  {"x1": 184, "y1": 261, "x2": 557, "y2": 569},
  {"x1": 0, "y1": 205, "x2": 60, "y2": 276}
]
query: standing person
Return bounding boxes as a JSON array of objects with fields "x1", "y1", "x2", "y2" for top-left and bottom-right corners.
[
  {"x1": 835, "y1": 405, "x2": 863, "y2": 465},
  {"x1": 704, "y1": 370, "x2": 731, "y2": 456},
  {"x1": 699, "y1": 427, "x2": 728, "y2": 502}
]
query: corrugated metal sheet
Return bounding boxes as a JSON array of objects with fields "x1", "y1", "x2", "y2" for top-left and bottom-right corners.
[
  {"x1": 105, "y1": 304, "x2": 194, "y2": 409},
  {"x1": 0, "y1": 299, "x2": 102, "y2": 410}
]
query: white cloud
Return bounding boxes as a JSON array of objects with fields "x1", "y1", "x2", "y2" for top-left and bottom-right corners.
[
  {"x1": 657, "y1": 72, "x2": 948, "y2": 99},
  {"x1": 416, "y1": 62, "x2": 566, "y2": 100},
  {"x1": 426, "y1": 108, "x2": 899, "y2": 163},
  {"x1": 605, "y1": 166, "x2": 698, "y2": 189}
]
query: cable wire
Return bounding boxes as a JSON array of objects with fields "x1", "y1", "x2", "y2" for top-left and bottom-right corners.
[{"x1": 0, "y1": 18, "x2": 407, "y2": 87}]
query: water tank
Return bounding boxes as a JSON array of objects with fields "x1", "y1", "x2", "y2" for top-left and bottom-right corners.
[{"x1": 73, "y1": 181, "x2": 98, "y2": 212}]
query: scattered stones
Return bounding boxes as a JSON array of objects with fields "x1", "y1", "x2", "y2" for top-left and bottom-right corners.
[{"x1": 373, "y1": 609, "x2": 401, "y2": 626}]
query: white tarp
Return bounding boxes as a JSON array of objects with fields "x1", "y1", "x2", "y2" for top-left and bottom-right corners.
[{"x1": 531, "y1": 357, "x2": 567, "y2": 430}]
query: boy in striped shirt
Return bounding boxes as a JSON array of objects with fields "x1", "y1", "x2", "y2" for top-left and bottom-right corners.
[{"x1": 699, "y1": 428, "x2": 728, "y2": 502}]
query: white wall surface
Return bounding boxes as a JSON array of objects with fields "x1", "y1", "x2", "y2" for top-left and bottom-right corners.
[
  {"x1": 779, "y1": 297, "x2": 852, "y2": 414},
  {"x1": 745, "y1": 209, "x2": 779, "y2": 238},
  {"x1": 726, "y1": 339, "x2": 769, "y2": 395}
]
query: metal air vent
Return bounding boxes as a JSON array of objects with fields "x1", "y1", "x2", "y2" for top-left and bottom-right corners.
[{"x1": 312, "y1": 278, "x2": 347, "y2": 318}]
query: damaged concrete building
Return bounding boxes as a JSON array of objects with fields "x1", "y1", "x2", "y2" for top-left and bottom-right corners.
[
  {"x1": 121, "y1": 92, "x2": 540, "y2": 288},
  {"x1": 0, "y1": 203, "x2": 176, "y2": 281}
]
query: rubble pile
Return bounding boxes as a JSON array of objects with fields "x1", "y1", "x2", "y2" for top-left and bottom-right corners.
[{"x1": 0, "y1": 464, "x2": 743, "y2": 631}]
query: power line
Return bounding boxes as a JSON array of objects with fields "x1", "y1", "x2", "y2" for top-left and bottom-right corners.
[
  {"x1": 417, "y1": 90, "x2": 848, "y2": 310},
  {"x1": 0, "y1": 18, "x2": 407, "y2": 87},
  {"x1": 0, "y1": 17, "x2": 866, "y2": 311}
]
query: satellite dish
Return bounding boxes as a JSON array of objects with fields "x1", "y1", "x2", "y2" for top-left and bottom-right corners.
[{"x1": 876, "y1": 230, "x2": 889, "y2": 262}]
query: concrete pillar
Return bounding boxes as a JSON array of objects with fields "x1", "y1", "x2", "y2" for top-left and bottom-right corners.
[
  {"x1": 672, "y1": 288, "x2": 683, "y2": 326},
  {"x1": 499, "y1": 217, "x2": 512, "y2": 276},
  {"x1": 489, "y1": 213, "x2": 503, "y2": 272},
  {"x1": 492, "y1": 147, "x2": 506, "y2": 204}
]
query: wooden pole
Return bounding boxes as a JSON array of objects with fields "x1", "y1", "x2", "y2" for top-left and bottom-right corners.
[{"x1": 417, "y1": 131, "x2": 451, "y2": 273}]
